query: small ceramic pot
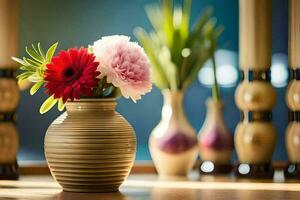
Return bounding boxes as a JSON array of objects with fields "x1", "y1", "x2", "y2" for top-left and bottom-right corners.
[
  {"x1": 149, "y1": 90, "x2": 198, "y2": 177},
  {"x1": 44, "y1": 99, "x2": 136, "y2": 193},
  {"x1": 198, "y1": 99, "x2": 233, "y2": 174}
]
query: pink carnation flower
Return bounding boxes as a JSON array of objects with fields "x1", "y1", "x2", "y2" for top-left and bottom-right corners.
[{"x1": 93, "y1": 35, "x2": 152, "y2": 102}]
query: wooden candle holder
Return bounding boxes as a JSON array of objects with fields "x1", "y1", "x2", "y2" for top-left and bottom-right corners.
[
  {"x1": 0, "y1": 0, "x2": 19, "y2": 180},
  {"x1": 285, "y1": 0, "x2": 300, "y2": 179},
  {"x1": 234, "y1": 0, "x2": 276, "y2": 178}
]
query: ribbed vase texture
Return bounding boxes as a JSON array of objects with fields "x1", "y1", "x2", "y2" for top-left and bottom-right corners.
[{"x1": 44, "y1": 99, "x2": 136, "y2": 193}]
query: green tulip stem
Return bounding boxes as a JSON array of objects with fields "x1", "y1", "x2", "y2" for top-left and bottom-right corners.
[{"x1": 211, "y1": 51, "x2": 220, "y2": 102}]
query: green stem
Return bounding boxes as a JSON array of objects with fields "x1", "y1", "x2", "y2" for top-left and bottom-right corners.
[
  {"x1": 211, "y1": 49, "x2": 220, "y2": 101},
  {"x1": 94, "y1": 78, "x2": 106, "y2": 97}
]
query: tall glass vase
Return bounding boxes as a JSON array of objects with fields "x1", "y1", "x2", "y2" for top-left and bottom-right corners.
[
  {"x1": 149, "y1": 90, "x2": 198, "y2": 178},
  {"x1": 198, "y1": 98, "x2": 233, "y2": 174}
]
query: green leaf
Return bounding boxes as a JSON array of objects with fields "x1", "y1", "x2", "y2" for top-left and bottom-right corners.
[
  {"x1": 20, "y1": 65, "x2": 36, "y2": 72},
  {"x1": 134, "y1": 27, "x2": 169, "y2": 89},
  {"x1": 193, "y1": 7, "x2": 213, "y2": 32},
  {"x1": 30, "y1": 82, "x2": 43, "y2": 95},
  {"x1": 40, "y1": 96, "x2": 58, "y2": 114},
  {"x1": 170, "y1": 28, "x2": 183, "y2": 73},
  {"x1": 145, "y1": 5, "x2": 164, "y2": 35},
  {"x1": 37, "y1": 43, "x2": 45, "y2": 59},
  {"x1": 31, "y1": 44, "x2": 40, "y2": 56},
  {"x1": 11, "y1": 57, "x2": 29, "y2": 66},
  {"x1": 24, "y1": 57, "x2": 42, "y2": 67},
  {"x1": 17, "y1": 72, "x2": 33, "y2": 81},
  {"x1": 180, "y1": 0, "x2": 191, "y2": 40},
  {"x1": 187, "y1": 7, "x2": 213, "y2": 46},
  {"x1": 25, "y1": 46, "x2": 43, "y2": 63},
  {"x1": 162, "y1": 0, "x2": 174, "y2": 47},
  {"x1": 158, "y1": 46, "x2": 177, "y2": 90},
  {"x1": 203, "y1": 17, "x2": 217, "y2": 36},
  {"x1": 213, "y1": 26, "x2": 224, "y2": 39},
  {"x1": 28, "y1": 73, "x2": 44, "y2": 82},
  {"x1": 136, "y1": 2, "x2": 222, "y2": 91},
  {"x1": 46, "y1": 42, "x2": 58, "y2": 63},
  {"x1": 107, "y1": 87, "x2": 122, "y2": 98},
  {"x1": 58, "y1": 98, "x2": 65, "y2": 111},
  {"x1": 183, "y1": 50, "x2": 210, "y2": 90}
]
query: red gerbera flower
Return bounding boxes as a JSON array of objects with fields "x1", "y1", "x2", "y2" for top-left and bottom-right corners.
[{"x1": 45, "y1": 48, "x2": 100, "y2": 102}]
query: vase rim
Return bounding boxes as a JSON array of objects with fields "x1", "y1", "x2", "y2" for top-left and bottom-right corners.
[
  {"x1": 67, "y1": 98, "x2": 116, "y2": 103},
  {"x1": 65, "y1": 98, "x2": 117, "y2": 111}
]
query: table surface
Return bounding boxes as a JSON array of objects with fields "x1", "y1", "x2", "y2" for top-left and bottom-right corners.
[{"x1": 0, "y1": 172, "x2": 300, "y2": 200}]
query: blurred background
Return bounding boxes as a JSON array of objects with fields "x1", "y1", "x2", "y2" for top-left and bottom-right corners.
[{"x1": 17, "y1": 0, "x2": 288, "y2": 161}]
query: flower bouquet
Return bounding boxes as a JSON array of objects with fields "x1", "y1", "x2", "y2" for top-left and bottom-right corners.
[
  {"x1": 14, "y1": 35, "x2": 152, "y2": 113},
  {"x1": 134, "y1": 0, "x2": 223, "y2": 177},
  {"x1": 13, "y1": 35, "x2": 152, "y2": 192}
]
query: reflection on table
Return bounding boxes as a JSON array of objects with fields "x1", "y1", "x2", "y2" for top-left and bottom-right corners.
[{"x1": 0, "y1": 173, "x2": 299, "y2": 200}]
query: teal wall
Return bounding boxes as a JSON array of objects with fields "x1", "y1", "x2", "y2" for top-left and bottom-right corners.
[{"x1": 17, "y1": 0, "x2": 288, "y2": 161}]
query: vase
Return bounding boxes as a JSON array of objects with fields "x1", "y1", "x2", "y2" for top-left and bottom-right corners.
[
  {"x1": 198, "y1": 98, "x2": 233, "y2": 174},
  {"x1": 44, "y1": 99, "x2": 136, "y2": 193},
  {"x1": 149, "y1": 90, "x2": 198, "y2": 177}
]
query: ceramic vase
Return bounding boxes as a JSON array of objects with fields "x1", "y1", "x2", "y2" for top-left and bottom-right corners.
[
  {"x1": 198, "y1": 99, "x2": 233, "y2": 174},
  {"x1": 44, "y1": 99, "x2": 136, "y2": 193},
  {"x1": 149, "y1": 90, "x2": 198, "y2": 178}
]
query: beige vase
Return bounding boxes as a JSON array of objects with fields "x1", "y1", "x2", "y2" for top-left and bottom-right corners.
[
  {"x1": 149, "y1": 90, "x2": 198, "y2": 178},
  {"x1": 44, "y1": 99, "x2": 136, "y2": 193},
  {"x1": 198, "y1": 99, "x2": 233, "y2": 174}
]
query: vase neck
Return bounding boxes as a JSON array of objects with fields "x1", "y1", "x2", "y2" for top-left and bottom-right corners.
[
  {"x1": 205, "y1": 99, "x2": 224, "y2": 122},
  {"x1": 66, "y1": 99, "x2": 116, "y2": 113},
  {"x1": 162, "y1": 90, "x2": 185, "y2": 121}
]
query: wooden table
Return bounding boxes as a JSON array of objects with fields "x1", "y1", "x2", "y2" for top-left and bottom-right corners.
[{"x1": 0, "y1": 172, "x2": 300, "y2": 200}]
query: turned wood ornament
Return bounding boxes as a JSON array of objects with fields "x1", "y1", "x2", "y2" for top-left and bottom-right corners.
[
  {"x1": 0, "y1": 0, "x2": 19, "y2": 180},
  {"x1": 0, "y1": 0, "x2": 19, "y2": 69},
  {"x1": 0, "y1": 79, "x2": 20, "y2": 112},
  {"x1": 234, "y1": 0, "x2": 276, "y2": 178},
  {"x1": 285, "y1": 0, "x2": 300, "y2": 178},
  {"x1": 0, "y1": 123, "x2": 19, "y2": 163}
]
